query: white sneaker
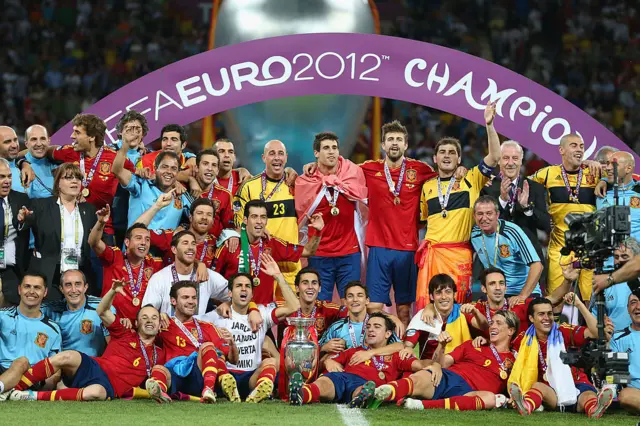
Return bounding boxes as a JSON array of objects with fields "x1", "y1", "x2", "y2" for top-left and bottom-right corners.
[
  {"x1": 0, "y1": 390, "x2": 12, "y2": 402},
  {"x1": 402, "y1": 398, "x2": 424, "y2": 410}
]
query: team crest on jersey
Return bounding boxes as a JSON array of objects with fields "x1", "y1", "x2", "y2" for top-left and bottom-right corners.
[
  {"x1": 190, "y1": 328, "x2": 199, "y2": 340},
  {"x1": 406, "y1": 169, "x2": 417, "y2": 182},
  {"x1": 585, "y1": 174, "x2": 595, "y2": 185},
  {"x1": 499, "y1": 245, "x2": 511, "y2": 258},
  {"x1": 174, "y1": 197, "x2": 183, "y2": 209},
  {"x1": 145, "y1": 267, "x2": 154, "y2": 280},
  {"x1": 80, "y1": 319, "x2": 93, "y2": 335},
  {"x1": 452, "y1": 181, "x2": 461, "y2": 191},
  {"x1": 206, "y1": 244, "x2": 215, "y2": 257},
  {"x1": 264, "y1": 247, "x2": 272, "y2": 256},
  {"x1": 314, "y1": 317, "x2": 325, "y2": 331},
  {"x1": 504, "y1": 358, "x2": 514, "y2": 370},
  {"x1": 99, "y1": 162, "x2": 111, "y2": 175},
  {"x1": 212, "y1": 199, "x2": 221, "y2": 211},
  {"x1": 384, "y1": 355, "x2": 392, "y2": 362},
  {"x1": 631, "y1": 197, "x2": 640, "y2": 208},
  {"x1": 233, "y1": 200, "x2": 242, "y2": 212},
  {"x1": 35, "y1": 332, "x2": 48, "y2": 348},
  {"x1": 130, "y1": 342, "x2": 137, "y2": 349}
]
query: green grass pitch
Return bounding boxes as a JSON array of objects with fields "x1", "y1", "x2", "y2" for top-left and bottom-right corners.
[{"x1": 1, "y1": 400, "x2": 637, "y2": 426}]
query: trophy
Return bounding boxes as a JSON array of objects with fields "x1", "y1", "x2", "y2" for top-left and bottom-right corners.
[{"x1": 284, "y1": 317, "x2": 319, "y2": 382}]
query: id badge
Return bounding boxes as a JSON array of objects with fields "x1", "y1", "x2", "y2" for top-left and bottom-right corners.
[
  {"x1": 61, "y1": 248, "x2": 79, "y2": 272},
  {"x1": 0, "y1": 247, "x2": 6, "y2": 269}
]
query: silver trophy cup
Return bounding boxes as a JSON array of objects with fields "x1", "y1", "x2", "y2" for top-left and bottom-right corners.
[{"x1": 284, "y1": 317, "x2": 319, "y2": 381}]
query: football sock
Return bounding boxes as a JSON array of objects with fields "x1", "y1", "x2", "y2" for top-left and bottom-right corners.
[
  {"x1": 256, "y1": 365, "x2": 277, "y2": 386},
  {"x1": 150, "y1": 367, "x2": 169, "y2": 393},
  {"x1": 421, "y1": 396, "x2": 485, "y2": 411},
  {"x1": 523, "y1": 388, "x2": 543, "y2": 412},
  {"x1": 387, "y1": 378, "x2": 414, "y2": 402},
  {"x1": 16, "y1": 358, "x2": 54, "y2": 390},
  {"x1": 37, "y1": 388, "x2": 85, "y2": 401},
  {"x1": 200, "y1": 345, "x2": 220, "y2": 389},
  {"x1": 584, "y1": 397, "x2": 597, "y2": 416},
  {"x1": 301, "y1": 383, "x2": 321, "y2": 404}
]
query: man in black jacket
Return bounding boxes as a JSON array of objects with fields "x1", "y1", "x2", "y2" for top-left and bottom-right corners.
[
  {"x1": 481, "y1": 141, "x2": 551, "y2": 288},
  {"x1": 0, "y1": 158, "x2": 32, "y2": 305}
]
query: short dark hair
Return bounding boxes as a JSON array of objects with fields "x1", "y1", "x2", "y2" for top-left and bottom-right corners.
[
  {"x1": 190, "y1": 198, "x2": 216, "y2": 217},
  {"x1": 125, "y1": 223, "x2": 149, "y2": 240},
  {"x1": 170, "y1": 281, "x2": 198, "y2": 299},
  {"x1": 313, "y1": 131, "x2": 340, "y2": 152},
  {"x1": 196, "y1": 148, "x2": 219, "y2": 166},
  {"x1": 116, "y1": 110, "x2": 149, "y2": 139},
  {"x1": 21, "y1": 272, "x2": 48, "y2": 286},
  {"x1": 59, "y1": 269, "x2": 87, "y2": 286},
  {"x1": 160, "y1": 124, "x2": 187, "y2": 143},
  {"x1": 428, "y1": 274, "x2": 457, "y2": 296},
  {"x1": 244, "y1": 199, "x2": 268, "y2": 219},
  {"x1": 368, "y1": 311, "x2": 395, "y2": 332},
  {"x1": 227, "y1": 272, "x2": 253, "y2": 291},
  {"x1": 434, "y1": 137, "x2": 461, "y2": 157},
  {"x1": 381, "y1": 120, "x2": 408, "y2": 144},
  {"x1": 213, "y1": 138, "x2": 233, "y2": 150},
  {"x1": 154, "y1": 150, "x2": 180, "y2": 170},
  {"x1": 295, "y1": 267, "x2": 321, "y2": 287},
  {"x1": 171, "y1": 230, "x2": 195, "y2": 247},
  {"x1": 527, "y1": 297, "x2": 553, "y2": 319},
  {"x1": 474, "y1": 195, "x2": 499, "y2": 213},
  {"x1": 136, "y1": 304, "x2": 160, "y2": 322},
  {"x1": 72, "y1": 113, "x2": 106, "y2": 147},
  {"x1": 344, "y1": 281, "x2": 368, "y2": 298},
  {"x1": 479, "y1": 267, "x2": 506, "y2": 287}
]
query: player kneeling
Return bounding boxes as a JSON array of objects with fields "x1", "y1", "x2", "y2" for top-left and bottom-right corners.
[
  {"x1": 147, "y1": 280, "x2": 241, "y2": 404},
  {"x1": 7, "y1": 282, "x2": 167, "y2": 401},
  {"x1": 289, "y1": 312, "x2": 427, "y2": 407},
  {"x1": 371, "y1": 310, "x2": 520, "y2": 411}
]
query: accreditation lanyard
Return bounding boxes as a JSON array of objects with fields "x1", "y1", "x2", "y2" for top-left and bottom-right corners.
[
  {"x1": 480, "y1": 223, "x2": 500, "y2": 266},
  {"x1": 59, "y1": 203, "x2": 81, "y2": 251}
]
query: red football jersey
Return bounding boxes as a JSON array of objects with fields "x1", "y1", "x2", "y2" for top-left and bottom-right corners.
[
  {"x1": 98, "y1": 246, "x2": 164, "y2": 322},
  {"x1": 278, "y1": 300, "x2": 345, "y2": 338},
  {"x1": 447, "y1": 340, "x2": 516, "y2": 394},
  {"x1": 199, "y1": 184, "x2": 234, "y2": 239},
  {"x1": 512, "y1": 325, "x2": 591, "y2": 385},
  {"x1": 330, "y1": 347, "x2": 416, "y2": 386},
  {"x1": 94, "y1": 318, "x2": 166, "y2": 397},
  {"x1": 137, "y1": 151, "x2": 192, "y2": 173},
  {"x1": 53, "y1": 145, "x2": 135, "y2": 234},
  {"x1": 361, "y1": 159, "x2": 435, "y2": 251},
  {"x1": 150, "y1": 230, "x2": 216, "y2": 269},
  {"x1": 313, "y1": 191, "x2": 359, "y2": 257},
  {"x1": 214, "y1": 236, "x2": 303, "y2": 304},
  {"x1": 473, "y1": 298, "x2": 532, "y2": 338},
  {"x1": 404, "y1": 310, "x2": 475, "y2": 360},
  {"x1": 217, "y1": 170, "x2": 241, "y2": 196},
  {"x1": 158, "y1": 317, "x2": 230, "y2": 361}
]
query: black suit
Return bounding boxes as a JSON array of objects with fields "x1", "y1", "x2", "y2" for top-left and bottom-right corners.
[
  {"x1": 0, "y1": 190, "x2": 33, "y2": 305},
  {"x1": 25, "y1": 197, "x2": 97, "y2": 301},
  {"x1": 482, "y1": 176, "x2": 551, "y2": 278}
]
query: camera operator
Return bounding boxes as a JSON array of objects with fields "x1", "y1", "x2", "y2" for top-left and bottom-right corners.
[
  {"x1": 610, "y1": 292, "x2": 640, "y2": 414},
  {"x1": 590, "y1": 239, "x2": 639, "y2": 332},
  {"x1": 593, "y1": 251, "x2": 640, "y2": 296}
]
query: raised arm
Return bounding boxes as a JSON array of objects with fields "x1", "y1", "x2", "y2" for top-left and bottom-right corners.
[
  {"x1": 88, "y1": 205, "x2": 110, "y2": 257},
  {"x1": 564, "y1": 292, "x2": 598, "y2": 339},
  {"x1": 483, "y1": 102, "x2": 500, "y2": 167},
  {"x1": 113, "y1": 138, "x2": 134, "y2": 186},
  {"x1": 301, "y1": 213, "x2": 324, "y2": 257},
  {"x1": 97, "y1": 279, "x2": 124, "y2": 327},
  {"x1": 260, "y1": 253, "x2": 300, "y2": 318}
]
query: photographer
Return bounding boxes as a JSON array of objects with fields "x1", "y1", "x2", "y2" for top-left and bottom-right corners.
[
  {"x1": 593, "y1": 252, "x2": 640, "y2": 296},
  {"x1": 610, "y1": 293, "x2": 640, "y2": 414}
]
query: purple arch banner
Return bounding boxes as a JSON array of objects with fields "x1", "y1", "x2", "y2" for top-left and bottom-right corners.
[{"x1": 51, "y1": 33, "x2": 636, "y2": 164}]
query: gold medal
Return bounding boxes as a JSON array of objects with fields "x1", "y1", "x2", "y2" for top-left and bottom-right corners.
[
  {"x1": 132, "y1": 297, "x2": 140, "y2": 307},
  {"x1": 393, "y1": 196, "x2": 400, "y2": 205},
  {"x1": 331, "y1": 206, "x2": 339, "y2": 216},
  {"x1": 82, "y1": 188, "x2": 90, "y2": 198},
  {"x1": 441, "y1": 209, "x2": 447, "y2": 218},
  {"x1": 378, "y1": 371, "x2": 385, "y2": 380},
  {"x1": 253, "y1": 277, "x2": 260, "y2": 287},
  {"x1": 500, "y1": 370, "x2": 508, "y2": 380}
]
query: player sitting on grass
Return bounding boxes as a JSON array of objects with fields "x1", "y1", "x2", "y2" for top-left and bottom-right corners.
[
  {"x1": 508, "y1": 296, "x2": 614, "y2": 419},
  {"x1": 7, "y1": 280, "x2": 167, "y2": 401},
  {"x1": 200, "y1": 253, "x2": 299, "y2": 403},
  {"x1": 371, "y1": 310, "x2": 519, "y2": 411},
  {"x1": 289, "y1": 312, "x2": 429, "y2": 408},
  {"x1": 146, "y1": 280, "x2": 240, "y2": 404}
]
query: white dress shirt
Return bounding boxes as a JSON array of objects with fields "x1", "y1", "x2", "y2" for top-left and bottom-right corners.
[
  {"x1": 57, "y1": 199, "x2": 84, "y2": 266},
  {"x1": 0, "y1": 197, "x2": 17, "y2": 268}
]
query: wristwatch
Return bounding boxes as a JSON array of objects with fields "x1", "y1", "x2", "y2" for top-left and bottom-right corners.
[{"x1": 606, "y1": 273, "x2": 615, "y2": 287}]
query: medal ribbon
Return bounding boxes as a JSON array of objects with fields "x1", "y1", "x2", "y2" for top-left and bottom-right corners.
[
  {"x1": 260, "y1": 172, "x2": 285, "y2": 202},
  {"x1": 137, "y1": 335, "x2": 158, "y2": 378},
  {"x1": 173, "y1": 317, "x2": 204, "y2": 348},
  {"x1": 480, "y1": 222, "x2": 501, "y2": 267},
  {"x1": 348, "y1": 314, "x2": 369, "y2": 348},
  {"x1": 296, "y1": 304, "x2": 317, "y2": 318},
  {"x1": 372, "y1": 355, "x2": 385, "y2": 372},
  {"x1": 79, "y1": 146, "x2": 105, "y2": 189},
  {"x1": 324, "y1": 187, "x2": 340, "y2": 208},
  {"x1": 538, "y1": 345, "x2": 548, "y2": 375},
  {"x1": 246, "y1": 239, "x2": 264, "y2": 278},
  {"x1": 489, "y1": 343, "x2": 517, "y2": 372},
  {"x1": 437, "y1": 177, "x2": 456, "y2": 212},
  {"x1": 226, "y1": 173, "x2": 234, "y2": 193},
  {"x1": 383, "y1": 158, "x2": 406, "y2": 197},
  {"x1": 199, "y1": 238, "x2": 209, "y2": 262},
  {"x1": 125, "y1": 259, "x2": 145, "y2": 298},
  {"x1": 560, "y1": 165, "x2": 583, "y2": 202},
  {"x1": 206, "y1": 184, "x2": 215, "y2": 200},
  {"x1": 170, "y1": 264, "x2": 197, "y2": 283},
  {"x1": 484, "y1": 299, "x2": 508, "y2": 324}
]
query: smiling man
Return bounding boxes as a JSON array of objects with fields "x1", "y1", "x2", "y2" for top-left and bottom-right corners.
[
  {"x1": 24, "y1": 125, "x2": 58, "y2": 199},
  {"x1": 136, "y1": 124, "x2": 196, "y2": 174},
  {"x1": 0, "y1": 126, "x2": 35, "y2": 194},
  {"x1": 611, "y1": 292, "x2": 640, "y2": 414}
]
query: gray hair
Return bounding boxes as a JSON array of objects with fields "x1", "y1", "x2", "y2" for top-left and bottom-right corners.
[
  {"x1": 594, "y1": 145, "x2": 619, "y2": 164},
  {"x1": 474, "y1": 195, "x2": 500, "y2": 212},
  {"x1": 620, "y1": 238, "x2": 640, "y2": 256},
  {"x1": 0, "y1": 158, "x2": 11, "y2": 169},
  {"x1": 24, "y1": 124, "x2": 49, "y2": 141},
  {"x1": 60, "y1": 269, "x2": 88, "y2": 286},
  {"x1": 501, "y1": 140, "x2": 523, "y2": 156}
]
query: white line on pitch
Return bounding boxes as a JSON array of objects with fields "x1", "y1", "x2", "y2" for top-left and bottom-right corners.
[{"x1": 337, "y1": 404, "x2": 369, "y2": 426}]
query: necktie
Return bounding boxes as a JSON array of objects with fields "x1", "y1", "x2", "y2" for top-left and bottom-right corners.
[{"x1": 0, "y1": 199, "x2": 6, "y2": 246}]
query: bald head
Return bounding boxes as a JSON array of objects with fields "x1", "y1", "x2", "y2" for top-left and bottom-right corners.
[
  {"x1": 607, "y1": 151, "x2": 636, "y2": 184},
  {"x1": 558, "y1": 133, "x2": 584, "y2": 170},
  {"x1": 0, "y1": 126, "x2": 19, "y2": 161},
  {"x1": 262, "y1": 140, "x2": 288, "y2": 179},
  {"x1": 25, "y1": 125, "x2": 50, "y2": 159}
]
